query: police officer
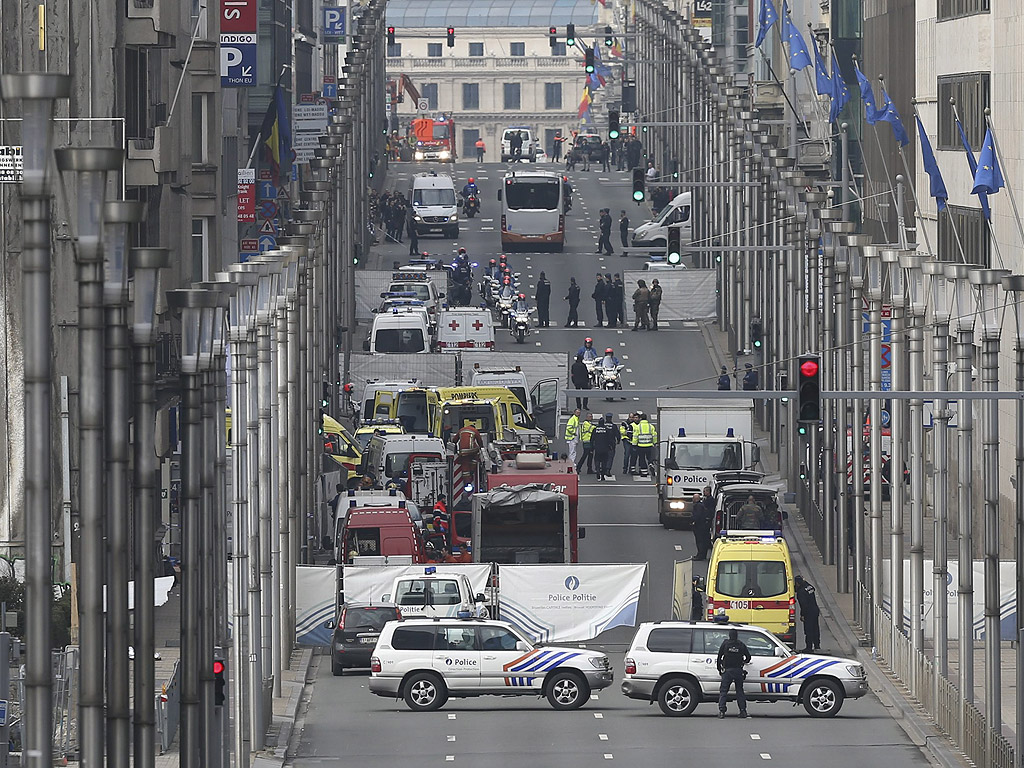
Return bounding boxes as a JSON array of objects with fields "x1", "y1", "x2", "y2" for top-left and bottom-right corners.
[
  {"x1": 564, "y1": 408, "x2": 581, "y2": 465},
  {"x1": 717, "y1": 365, "x2": 731, "y2": 391},
  {"x1": 794, "y1": 574, "x2": 822, "y2": 652},
  {"x1": 691, "y1": 492, "x2": 711, "y2": 561},
  {"x1": 742, "y1": 363, "x2": 759, "y2": 391},
  {"x1": 535, "y1": 271, "x2": 552, "y2": 327},
  {"x1": 576, "y1": 412, "x2": 596, "y2": 475},
  {"x1": 690, "y1": 576, "x2": 706, "y2": 622},
  {"x1": 620, "y1": 414, "x2": 635, "y2": 475},
  {"x1": 716, "y1": 628, "x2": 751, "y2": 718},
  {"x1": 631, "y1": 412, "x2": 657, "y2": 476},
  {"x1": 591, "y1": 414, "x2": 619, "y2": 481}
]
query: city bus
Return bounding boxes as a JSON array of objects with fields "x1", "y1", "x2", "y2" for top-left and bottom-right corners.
[{"x1": 498, "y1": 170, "x2": 565, "y2": 252}]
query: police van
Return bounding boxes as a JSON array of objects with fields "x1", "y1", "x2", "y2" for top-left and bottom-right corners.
[{"x1": 410, "y1": 173, "x2": 459, "y2": 237}]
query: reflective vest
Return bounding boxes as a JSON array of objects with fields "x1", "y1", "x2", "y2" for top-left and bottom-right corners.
[
  {"x1": 633, "y1": 420, "x2": 656, "y2": 446},
  {"x1": 580, "y1": 420, "x2": 595, "y2": 443},
  {"x1": 564, "y1": 414, "x2": 580, "y2": 441},
  {"x1": 620, "y1": 422, "x2": 633, "y2": 443}
]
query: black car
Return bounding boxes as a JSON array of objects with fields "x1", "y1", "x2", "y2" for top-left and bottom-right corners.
[{"x1": 329, "y1": 603, "x2": 402, "y2": 674}]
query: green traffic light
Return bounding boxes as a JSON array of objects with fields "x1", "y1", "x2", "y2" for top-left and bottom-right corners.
[
  {"x1": 668, "y1": 252, "x2": 680, "y2": 264},
  {"x1": 798, "y1": 425, "x2": 808, "y2": 435},
  {"x1": 609, "y1": 129, "x2": 619, "y2": 139},
  {"x1": 633, "y1": 190, "x2": 644, "y2": 201},
  {"x1": 753, "y1": 339, "x2": 762, "y2": 348},
  {"x1": 586, "y1": 65, "x2": 594, "y2": 73}
]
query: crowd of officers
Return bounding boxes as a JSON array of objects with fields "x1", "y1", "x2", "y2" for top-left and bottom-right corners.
[{"x1": 563, "y1": 409, "x2": 658, "y2": 480}]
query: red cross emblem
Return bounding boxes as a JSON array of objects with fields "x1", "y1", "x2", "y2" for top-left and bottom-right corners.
[
  {"x1": 448, "y1": 320, "x2": 460, "y2": 330},
  {"x1": 472, "y1": 320, "x2": 484, "y2": 330}
]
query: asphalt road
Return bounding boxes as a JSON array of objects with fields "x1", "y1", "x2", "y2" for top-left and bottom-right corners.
[{"x1": 289, "y1": 160, "x2": 933, "y2": 767}]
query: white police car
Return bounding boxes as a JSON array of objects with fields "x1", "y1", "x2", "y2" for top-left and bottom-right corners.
[
  {"x1": 621, "y1": 621, "x2": 868, "y2": 717},
  {"x1": 369, "y1": 617, "x2": 613, "y2": 711}
]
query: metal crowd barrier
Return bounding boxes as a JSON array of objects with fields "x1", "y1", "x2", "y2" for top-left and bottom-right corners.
[{"x1": 155, "y1": 659, "x2": 181, "y2": 753}]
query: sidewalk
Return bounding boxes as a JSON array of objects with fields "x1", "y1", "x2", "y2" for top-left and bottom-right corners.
[{"x1": 700, "y1": 321, "x2": 971, "y2": 768}]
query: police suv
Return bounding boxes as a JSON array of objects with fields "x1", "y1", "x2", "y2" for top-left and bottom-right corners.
[
  {"x1": 621, "y1": 621, "x2": 868, "y2": 718},
  {"x1": 369, "y1": 617, "x2": 613, "y2": 711}
]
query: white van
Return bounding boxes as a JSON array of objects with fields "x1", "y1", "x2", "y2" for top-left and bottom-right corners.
[
  {"x1": 366, "y1": 308, "x2": 432, "y2": 354},
  {"x1": 410, "y1": 173, "x2": 459, "y2": 238},
  {"x1": 631, "y1": 191, "x2": 693, "y2": 253},
  {"x1": 360, "y1": 433, "x2": 447, "y2": 486},
  {"x1": 500, "y1": 127, "x2": 537, "y2": 162},
  {"x1": 436, "y1": 308, "x2": 495, "y2": 352},
  {"x1": 381, "y1": 573, "x2": 488, "y2": 619}
]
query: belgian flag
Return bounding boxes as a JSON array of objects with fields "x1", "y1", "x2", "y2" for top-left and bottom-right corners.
[{"x1": 259, "y1": 85, "x2": 291, "y2": 185}]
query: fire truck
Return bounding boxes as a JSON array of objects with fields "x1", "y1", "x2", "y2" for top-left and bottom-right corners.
[{"x1": 387, "y1": 74, "x2": 457, "y2": 162}]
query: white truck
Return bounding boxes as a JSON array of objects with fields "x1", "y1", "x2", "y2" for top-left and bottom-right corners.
[
  {"x1": 656, "y1": 398, "x2": 759, "y2": 528},
  {"x1": 382, "y1": 571, "x2": 489, "y2": 618}
]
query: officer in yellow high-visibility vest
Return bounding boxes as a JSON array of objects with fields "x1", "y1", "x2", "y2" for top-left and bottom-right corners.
[
  {"x1": 564, "y1": 408, "x2": 581, "y2": 464},
  {"x1": 576, "y1": 414, "x2": 595, "y2": 475},
  {"x1": 631, "y1": 412, "x2": 657, "y2": 476}
]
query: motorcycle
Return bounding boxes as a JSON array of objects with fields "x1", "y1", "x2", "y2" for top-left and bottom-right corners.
[
  {"x1": 510, "y1": 307, "x2": 534, "y2": 343},
  {"x1": 496, "y1": 294, "x2": 515, "y2": 327},
  {"x1": 596, "y1": 364, "x2": 626, "y2": 399},
  {"x1": 463, "y1": 194, "x2": 480, "y2": 218}
]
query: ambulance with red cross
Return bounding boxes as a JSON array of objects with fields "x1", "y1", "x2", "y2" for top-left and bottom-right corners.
[{"x1": 435, "y1": 307, "x2": 495, "y2": 351}]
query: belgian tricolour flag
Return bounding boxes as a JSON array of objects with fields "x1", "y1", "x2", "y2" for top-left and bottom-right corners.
[{"x1": 259, "y1": 85, "x2": 291, "y2": 185}]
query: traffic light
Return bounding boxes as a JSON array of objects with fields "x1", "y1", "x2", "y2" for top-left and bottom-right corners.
[
  {"x1": 604, "y1": 26, "x2": 614, "y2": 46},
  {"x1": 387, "y1": 26, "x2": 395, "y2": 45},
  {"x1": 446, "y1": 26, "x2": 455, "y2": 47},
  {"x1": 667, "y1": 226, "x2": 681, "y2": 264},
  {"x1": 750, "y1": 319, "x2": 763, "y2": 349},
  {"x1": 213, "y1": 659, "x2": 226, "y2": 706},
  {"x1": 796, "y1": 354, "x2": 822, "y2": 431},
  {"x1": 321, "y1": 382, "x2": 330, "y2": 410},
  {"x1": 584, "y1": 47, "x2": 595, "y2": 73},
  {"x1": 566, "y1": 24, "x2": 576, "y2": 46},
  {"x1": 549, "y1": 26, "x2": 557, "y2": 47},
  {"x1": 608, "y1": 110, "x2": 620, "y2": 140},
  {"x1": 671, "y1": 159, "x2": 679, "y2": 179},
  {"x1": 632, "y1": 168, "x2": 645, "y2": 202}
]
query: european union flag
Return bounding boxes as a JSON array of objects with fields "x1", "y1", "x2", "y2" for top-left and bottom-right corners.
[
  {"x1": 972, "y1": 128, "x2": 1004, "y2": 196},
  {"x1": 755, "y1": 0, "x2": 778, "y2": 48},
  {"x1": 915, "y1": 116, "x2": 947, "y2": 212},
  {"x1": 782, "y1": 8, "x2": 811, "y2": 71},
  {"x1": 812, "y1": 35, "x2": 831, "y2": 96},
  {"x1": 828, "y1": 52, "x2": 850, "y2": 124},
  {"x1": 854, "y1": 65, "x2": 881, "y2": 124},
  {"x1": 875, "y1": 88, "x2": 910, "y2": 147},
  {"x1": 957, "y1": 118, "x2": 990, "y2": 219}
]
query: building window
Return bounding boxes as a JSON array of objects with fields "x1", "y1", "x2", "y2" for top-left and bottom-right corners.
[
  {"x1": 462, "y1": 83, "x2": 479, "y2": 110},
  {"x1": 191, "y1": 217, "x2": 210, "y2": 282},
  {"x1": 462, "y1": 129, "x2": 481, "y2": 159},
  {"x1": 427, "y1": 42, "x2": 442, "y2": 57},
  {"x1": 510, "y1": 42, "x2": 525, "y2": 57},
  {"x1": 544, "y1": 83, "x2": 562, "y2": 110},
  {"x1": 422, "y1": 83, "x2": 439, "y2": 110},
  {"x1": 387, "y1": 42, "x2": 402, "y2": 58},
  {"x1": 937, "y1": 72, "x2": 990, "y2": 150},
  {"x1": 938, "y1": 205, "x2": 990, "y2": 267},
  {"x1": 191, "y1": 93, "x2": 210, "y2": 165},
  {"x1": 468, "y1": 42, "x2": 484, "y2": 57},
  {"x1": 938, "y1": 0, "x2": 990, "y2": 21},
  {"x1": 503, "y1": 83, "x2": 521, "y2": 110},
  {"x1": 552, "y1": 42, "x2": 567, "y2": 56}
]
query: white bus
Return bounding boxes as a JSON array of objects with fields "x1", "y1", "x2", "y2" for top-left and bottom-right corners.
[{"x1": 498, "y1": 170, "x2": 565, "y2": 252}]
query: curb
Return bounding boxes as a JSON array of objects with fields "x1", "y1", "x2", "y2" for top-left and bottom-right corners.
[{"x1": 253, "y1": 646, "x2": 316, "y2": 768}]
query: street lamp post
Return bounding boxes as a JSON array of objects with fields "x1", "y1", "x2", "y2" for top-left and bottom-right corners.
[
  {"x1": 129, "y1": 247, "x2": 171, "y2": 768},
  {"x1": 863, "y1": 245, "x2": 884, "y2": 629},
  {"x1": 0, "y1": 71, "x2": 70, "y2": 768},
  {"x1": 55, "y1": 144, "x2": 125, "y2": 768}
]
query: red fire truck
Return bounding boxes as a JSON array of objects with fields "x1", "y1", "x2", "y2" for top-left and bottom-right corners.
[{"x1": 410, "y1": 114, "x2": 457, "y2": 163}]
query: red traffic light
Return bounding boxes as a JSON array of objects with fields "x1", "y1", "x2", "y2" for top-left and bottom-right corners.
[
  {"x1": 213, "y1": 660, "x2": 225, "y2": 675},
  {"x1": 387, "y1": 26, "x2": 395, "y2": 34},
  {"x1": 799, "y1": 359, "x2": 819, "y2": 378},
  {"x1": 447, "y1": 26, "x2": 454, "y2": 34},
  {"x1": 549, "y1": 26, "x2": 556, "y2": 34}
]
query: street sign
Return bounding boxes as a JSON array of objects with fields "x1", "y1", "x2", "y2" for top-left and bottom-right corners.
[
  {"x1": 258, "y1": 181, "x2": 278, "y2": 200},
  {"x1": 416, "y1": 98, "x2": 429, "y2": 113},
  {"x1": 220, "y1": 34, "x2": 256, "y2": 87},
  {"x1": 0, "y1": 699, "x2": 8, "y2": 727},
  {"x1": 323, "y1": 76, "x2": 338, "y2": 101},
  {"x1": 221, "y1": 0, "x2": 256, "y2": 33},
  {"x1": 240, "y1": 238, "x2": 259, "y2": 251},
  {"x1": 237, "y1": 168, "x2": 256, "y2": 223},
  {"x1": 258, "y1": 235, "x2": 277, "y2": 252},
  {"x1": 258, "y1": 200, "x2": 279, "y2": 219},
  {"x1": 259, "y1": 219, "x2": 278, "y2": 235},
  {"x1": 0, "y1": 146, "x2": 23, "y2": 183},
  {"x1": 322, "y1": 5, "x2": 346, "y2": 42},
  {"x1": 258, "y1": 169, "x2": 272, "y2": 181}
]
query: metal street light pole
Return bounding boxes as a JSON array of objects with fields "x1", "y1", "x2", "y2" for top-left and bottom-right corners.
[
  {"x1": 55, "y1": 145, "x2": 125, "y2": 768},
  {"x1": 863, "y1": 246, "x2": 884, "y2": 630},
  {"x1": 129, "y1": 247, "x2": 170, "y2": 768},
  {"x1": 830, "y1": 225, "x2": 854, "y2": 592},
  {"x1": 0, "y1": 71, "x2": 70, "y2": 768},
  {"x1": 882, "y1": 248, "x2": 906, "y2": 636}
]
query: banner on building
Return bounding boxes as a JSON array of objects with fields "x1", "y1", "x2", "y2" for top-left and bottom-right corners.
[
  {"x1": 0, "y1": 146, "x2": 23, "y2": 183},
  {"x1": 296, "y1": 565, "x2": 338, "y2": 646},
  {"x1": 498, "y1": 564, "x2": 646, "y2": 643},
  {"x1": 220, "y1": 0, "x2": 257, "y2": 87}
]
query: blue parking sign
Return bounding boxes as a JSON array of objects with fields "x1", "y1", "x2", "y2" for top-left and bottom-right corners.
[
  {"x1": 220, "y1": 35, "x2": 256, "y2": 87},
  {"x1": 322, "y1": 6, "x2": 346, "y2": 41}
]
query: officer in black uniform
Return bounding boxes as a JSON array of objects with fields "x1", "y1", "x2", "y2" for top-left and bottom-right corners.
[
  {"x1": 742, "y1": 363, "x2": 759, "y2": 391},
  {"x1": 716, "y1": 628, "x2": 751, "y2": 718},
  {"x1": 717, "y1": 365, "x2": 731, "y2": 391},
  {"x1": 794, "y1": 574, "x2": 822, "y2": 652}
]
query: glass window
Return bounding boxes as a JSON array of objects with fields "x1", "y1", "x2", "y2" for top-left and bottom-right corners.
[
  {"x1": 383, "y1": 450, "x2": 442, "y2": 478},
  {"x1": 479, "y1": 626, "x2": 522, "y2": 651},
  {"x1": 427, "y1": 42, "x2": 442, "y2": 57},
  {"x1": 714, "y1": 560, "x2": 788, "y2": 598},
  {"x1": 695, "y1": 627, "x2": 732, "y2": 654},
  {"x1": 392, "y1": 626, "x2": 435, "y2": 650},
  {"x1": 937, "y1": 72, "x2": 990, "y2": 150},
  {"x1": 190, "y1": 217, "x2": 209, "y2": 282},
  {"x1": 737, "y1": 630, "x2": 781, "y2": 658},
  {"x1": 938, "y1": 0, "x2": 990, "y2": 20},
  {"x1": 342, "y1": 606, "x2": 399, "y2": 631},
  {"x1": 468, "y1": 42, "x2": 484, "y2": 57},
  {"x1": 462, "y1": 83, "x2": 479, "y2": 110},
  {"x1": 503, "y1": 83, "x2": 521, "y2": 110},
  {"x1": 510, "y1": 42, "x2": 525, "y2": 57},
  {"x1": 669, "y1": 439, "x2": 739, "y2": 470},
  {"x1": 422, "y1": 83, "x2": 438, "y2": 110},
  {"x1": 386, "y1": 42, "x2": 402, "y2": 58},
  {"x1": 504, "y1": 178, "x2": 561, "y2": 211},
  {"x1": 344, "y1": 527, "x2": 381, "y2": 558},
  {"x1": 552, "y1": 42, "x2": 567, "y2": 56},
  {"x1": 938, "y1": 205, "x2": 990, "y2": 267},
  {"x1": 411, "y1": 189, "x2": 456, "y2": 208},
  {"x1": 431, "y1": 580, "x2": 464, "y2": 606},
  {"x1": 544, "y1": 83, "x2": 562, "y2": 110},
  {"x1": 646, "y1": 627, "x2": 693, "y2": 653},
  {"x1": 373, "y1": 328, "x2": 426, "y2": 354},
  {"x1": 436, "y1": 625, "x2": 478, "y2": 650}
]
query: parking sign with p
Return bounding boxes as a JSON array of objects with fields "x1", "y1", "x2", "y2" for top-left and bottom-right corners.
[{"x1": 323, "y1": 6, "x2": 346, "y2": 42}]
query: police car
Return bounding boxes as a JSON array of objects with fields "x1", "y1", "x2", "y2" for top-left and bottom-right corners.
[
  {"x1": 621, "y1": 621, "x2": 868, "y2": 717},
  {"x1": 369, "y1": 617, "x2": 613, "y2": 711}
]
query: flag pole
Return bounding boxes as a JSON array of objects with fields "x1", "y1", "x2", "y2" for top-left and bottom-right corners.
[
  {"x1": 983, "y1": 109, "x2": 1024, "y2": 253},
  {"x1": 912, "y1": 103, "x2": 966, "y2": 262},
  {"x1": 853, "y1": 60, "x2": 900, "y2": 244},
  {"x1": 895, "y1": 143, "x2": 934, "y2": 255},
  {"x1": 952, "y1": 101, "x2": 1007, "y2": 268}
]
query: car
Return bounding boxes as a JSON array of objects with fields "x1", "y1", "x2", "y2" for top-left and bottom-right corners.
[
  {"x1": 353, "y1": 420, "x2": 404, "y2": 452},
  {"x1": 328, "y1": 603, "x2": 403, "y2": 674},
  {"x1": 368, "y1": 617, "x2": 613, "y2": 711},
  {"x1": 621, "y1": 620, "x2": 868, "y2": 718}
]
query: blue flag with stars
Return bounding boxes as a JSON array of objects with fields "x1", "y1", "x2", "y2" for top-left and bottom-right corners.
[
  {"x1": 854, "y1": 65, "x2": 882, "y2": 124},
  {"x1": 874, "y1": 87, "x2": 910, "y2": 146},
  {"x1": 828, "y1": 52, "x2": 850, "y2": 124},
  {"x1": 755, "y1": 0, "x2": 778, "y2": 48},
  {"x1": 915, "y1": 116, "x2": 947, "y2": 212},
  {"x1": 782, "y1": 5, "x2": 811, "y2": 71},
  {"x1": 972, "y1": 128, "x2": 1004, "y2": 197},
  {"x1": 957, "y1": 118, "x2": 990, "y2": 219},
  {"x1": 812, "y1": 35, "x2": 831, "y2": 96}
]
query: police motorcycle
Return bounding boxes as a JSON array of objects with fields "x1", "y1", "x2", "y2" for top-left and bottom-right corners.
[
  {"x1": 509, "y1": 294, "x2": 535, "y2": 344},
  {"x1": 450, "y1": 248, "x2": 475, "y2": 306},
  {"x1": 595, "y1": 349, "x2": 625, "y2": 398},
  {"x1": 461, "y1": 179, "x2": 481, "y2": 218},
  {"x1": 495, "y1": 282, "x2": 517, "y2": 328}
]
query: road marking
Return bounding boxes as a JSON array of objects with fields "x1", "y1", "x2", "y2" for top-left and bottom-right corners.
[
  {"x1": 447, "y1": 735, "x2": 456, "y2": 742},
  {"x1": 480, "y1": 227, "x2": 495, "y2": 231},
  {"x1": 617, "y1": 330, "x2": 623, "y2": 334},
  {"x1": 446, "y1": 756, "x2": 455, "y2": 762},
  {"x1": 750, "y1": 734, "x2": 761, "y2": 740},
  {"x1": 591, "y1": 693, "x2": 599, "y2": 699},
  {"x1": 599, "y1": 733, "x2": 609, "y2": 741},
  {"x1": 625, "y1": 367, "x2": 633, "y2": 372},
  {"x1": 525, "y1": 256, "x2": 532, "y2": 260},
  {"x1": 448, "y1": 714, "x2": 457, "y2": 719},
  {"x1": 632, "y1": 397, "x2": 640, "y2": 401},
  {"x1": 760, "y1": 754, "x2": 771, "y2": 760},
  {"x1": 633, "y1": 474, "x2": 650, "y2": 482},
  {"x1": 594, "y1": 712, "x2": 604, "y2": 719},
  {"x1": 674, "y1": 544, "x2": 682, "y2": 550},
  {"x1": 480, "y1": 218, "x2": 494, "y2": 223},
  {"x1": 535, "y1": 342, "x2": 542, "y2": 346},
  {"x1": 604, "y1": 754, "x2": 614, "y2": 760},
  {"x1": 621, "y1": 354, "x2": 629, "y2": 360},
  {"x1": 628, "y1": 381, "x2": 636, "y2": 386}
]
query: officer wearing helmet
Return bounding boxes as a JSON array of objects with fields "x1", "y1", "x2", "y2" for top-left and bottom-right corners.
[
  {"x1": 600, "y1": 347, "x2": 620, "y2": 369},
  {"x1": 462, "y1": 178, "x2": 479, "y2": 199},
  {"x1": 513, "y1": 292, "x2": 529, "y2": 312},
  {"x1": 577, "y1": 337, "x2": 598, "y2": 361}
]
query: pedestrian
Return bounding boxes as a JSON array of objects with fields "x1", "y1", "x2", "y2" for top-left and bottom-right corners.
[
  {"x1": 631, "y1": 278, "x2": 650, "y2": 331},
  {"x1": 690, "y1": 576, "x2": 706, "y2": 622},
  {"x1": 566, "y1": 144, "x2": 578, "y2": 171},
  {"x1": 510, "y1": 130, "x2": 523, "y2": 159},
  {"x1": 597, "y1": 209, "x2": 614, "y2": 255},
  {"x1": 535, "y1": 271, "x2": 551, "y2": 327},
  {"x1": 571, "y1": 354, "x2": 591, "y2": 410},
  {"x1": 407, "y1": 208, "x2": 419, "y2": 256},
  {"x1": 794, "y1": 575, "x2": 822, "y2": 652},
  {"x1": 581, "y1": 140, "x2": 591, "y2": 171},
  {"x1": 565, "y1": 277, "x2": 581, "y2": 327},
  {"x1": 631, "y1": 411, "x2": 657, "y2": 475},
  {"x1": 475, "y1": 137, "x2": 486, "y2": 162},
  {"x1": 717, "y1": 365, "x2": 731, "y2": 391},
  {"x1": 645, "y1": 160, "x2": 658, "y2": 184},
  {"x1": 618, "y1": 210, "x2": 630, "y2": 250},
  {"x1": 626, "y1": 137, "x2": 642, "y2": 170},
  {"x1": 552, "y1": 131, "x2": 564, "y2": 163},
  {"x1": 564, "y1": 408, "x2": 581, "y2": 465},
  {"x1": 717, "y1": 628, "x2": 751, "y2": 718},
  {"x1": 576, "y1": 413, "x2": 595, "y2": 474},
  {"x1": 609, "y1": 274, "x2": 624, "y2": 327},
  {"x1": 592, "y1": 274, "x2": 607, "y2": 327},
  {"x1": 599, "y1": 140, "x2": 611, "y2": 172},
  {"x1": 649, "y1": 278, "x2": 663, "y2": 330},
  {"x1": 620, "y1": 414, "x2": 635, "y2": 475},
  {"x1": 742, "y1": 363, "x2": 759, "y2": 391},
  {"x1": 591, "y1": 413, "x2": 619, "y2": 481},
  {"x1": 691, "y1": 492, "x2": 711, "y2": 560}
]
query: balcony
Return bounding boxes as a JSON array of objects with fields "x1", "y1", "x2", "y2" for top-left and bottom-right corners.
[
  {"x1": 125, "y1": 0, "x2": 177, "y2": 47},
  {"x1": 127, "y1": 124, "x2": 178, "y2": 187}
]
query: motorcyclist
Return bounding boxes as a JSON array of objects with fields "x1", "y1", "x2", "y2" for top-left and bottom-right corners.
[
  {"x1": 498, "y1": 278, "x2": 516, "y2": 300},
  {"x1": 576, "y1": 337, "x2": 598, "y2": 361},
  {"x1": 600, "y1": 347, "x2": 620, "y2": 368},
  {"x1": 486, "y1": 258, "x2": 498, "y2": 279},
  {"x1": 461, "y1": 177, "x2": 479, "y2": 199}
]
